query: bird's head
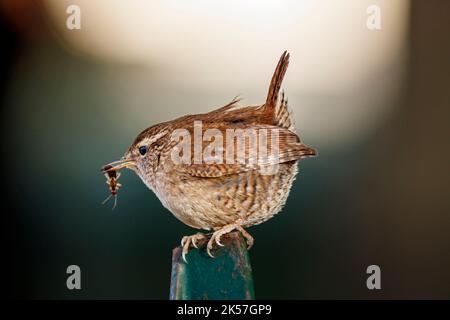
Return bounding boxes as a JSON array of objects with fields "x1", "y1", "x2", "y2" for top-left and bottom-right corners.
[{"x1": 102, "y1": 123, "x2": 171, "y2": 187}]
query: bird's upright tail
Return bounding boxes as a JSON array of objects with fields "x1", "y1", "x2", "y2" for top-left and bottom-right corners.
[
  {"x1": 264, "y1": 51, "x2": 294, "y2": 131},
  {"x1": 265, "y1": 51, "x2": 290, "y2": 113}
]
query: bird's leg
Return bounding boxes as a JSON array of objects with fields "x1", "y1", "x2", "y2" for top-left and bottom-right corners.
[
  {"x1": 180, "y1": 232, "x2": 207, "y2": 263},
  {"x1": 207, "y1": 220, "x2": 254, "y2": 258}
]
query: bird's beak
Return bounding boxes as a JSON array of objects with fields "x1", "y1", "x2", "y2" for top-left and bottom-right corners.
[
  {"x1": 101, "y1": 158, "x2": 136, "y2": 173},
  {"x1": 298, "y1": 144, "x2": 317, "y2": 158}
]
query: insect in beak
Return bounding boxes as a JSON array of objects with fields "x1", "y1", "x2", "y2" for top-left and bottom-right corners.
[{"x1": 101, "y1": 158, "x2": 135, "y2": 210}]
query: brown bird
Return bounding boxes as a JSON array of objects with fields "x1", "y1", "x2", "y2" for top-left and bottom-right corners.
[{"x1": 102, "y1": 51, "x2": 316, "y2": 262}]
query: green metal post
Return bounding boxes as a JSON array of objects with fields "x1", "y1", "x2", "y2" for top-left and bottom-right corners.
[{"x1": 170, "y1": 231, "x2": 255, "y2": 300}]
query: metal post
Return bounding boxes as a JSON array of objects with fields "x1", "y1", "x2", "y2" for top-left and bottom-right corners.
[{"x1": 170, "y1": 231, "x2": 255, "y2": 300}]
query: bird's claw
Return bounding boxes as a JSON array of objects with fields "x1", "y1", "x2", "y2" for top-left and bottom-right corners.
[
  {"x1": 215, "y1": 237, "x2": 224, "y2": 247},
  {"x1": 181, "y1": 233, "x2": 206, "y2": 263},
  {"x1": 180, "y1": 224, "x2": 254, "y2": 261},
  {"x1": 205, "y1": 222, "x2": 254, "y2": 258},
  {"x1": 235, "y1": 224, "x2": 254, "y2": 249}
]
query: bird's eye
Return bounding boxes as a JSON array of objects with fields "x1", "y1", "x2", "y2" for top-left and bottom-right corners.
[{"x1": 138, "y1": 145, "x2": 147, "y2": 155}]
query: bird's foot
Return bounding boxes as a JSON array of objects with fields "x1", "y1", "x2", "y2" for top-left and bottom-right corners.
[
  {"x1": 181, "y1": 232, "x2": 207, "y2": 263},
  {"x1": 207, "y1": 221, "x2": 254, "y2": 258}
]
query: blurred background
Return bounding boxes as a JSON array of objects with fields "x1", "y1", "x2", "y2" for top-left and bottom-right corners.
[{"x1": 1, "y1": 0, "x2": 449, "y2": 299}]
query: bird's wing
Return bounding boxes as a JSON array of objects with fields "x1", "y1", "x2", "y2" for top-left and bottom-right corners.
[{"x1": 172, "y1": 125, "x2": 315, "y2": 178}]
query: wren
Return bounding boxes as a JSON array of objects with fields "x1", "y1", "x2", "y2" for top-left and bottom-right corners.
[{"x1": 103, "y1": 51, "x2": 316, "y2": 261}]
